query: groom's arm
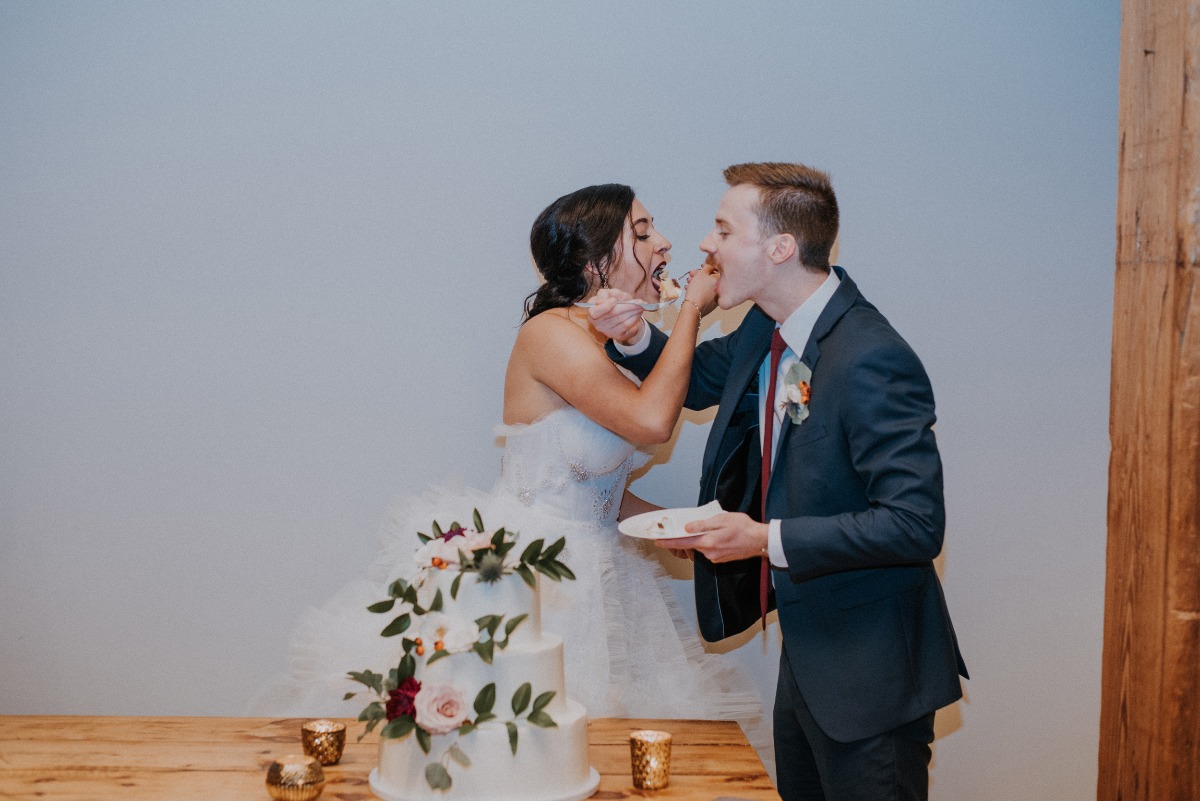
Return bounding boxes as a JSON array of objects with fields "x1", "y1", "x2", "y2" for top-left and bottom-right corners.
[{"x1": 778, "y1": 334, "x2": 945, "y2": 583}]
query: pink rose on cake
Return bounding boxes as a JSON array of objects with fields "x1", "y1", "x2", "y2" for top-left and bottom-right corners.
[{"x1": 413, "y1": 683, "x2": 469, "y2": 735}]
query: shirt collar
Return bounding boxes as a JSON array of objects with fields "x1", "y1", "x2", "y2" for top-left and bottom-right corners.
[{"x1": 777, "y1": 268, "x2": 841, "y2": 354}]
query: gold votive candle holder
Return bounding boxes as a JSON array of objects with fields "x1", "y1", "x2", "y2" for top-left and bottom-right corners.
[
  {"x1": 301, "y1": 719, "x2": 346, "y2": 765},
  {"x1": 629, "y1": 729, "x2": 672, "y2": 790},
  {"x1": 265, "y1": 754, "x2": 326, "y2": 801}
]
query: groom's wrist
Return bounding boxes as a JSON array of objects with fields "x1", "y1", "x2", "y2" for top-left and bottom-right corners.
[{"x1": 612, "y1": 319, "x2": 651, "y2": 354}]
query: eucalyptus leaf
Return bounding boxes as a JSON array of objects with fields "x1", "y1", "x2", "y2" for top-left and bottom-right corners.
[
  {"x1": 367, "y1": 598, "x2": 396, "y2": 614},
  {"x1": 472, "y1": 509, "x2": 484, "y2": 532},
  {"x1": 399, "y1": 652, "x2": 416, "y2": 680},
  {"x1": 450, "y1": 571, "x2": 464, "y2": 600},
  {"x1": 504, "y1": 613, "x2": 528, "y2": 637},
  {"x1": 380, "y1": 715, "x2": 416, "y2": 739},
  {"x1": 515, "y1": 563, "x2": 536, "y2": 589},
  {"x1": 527, "y1": 710, "x2": 557, "y2": 728},
  {"x1": 519, "y1": 538, "x2": 544, "y2": 564},
  {"x1": 430, "y1": 589, "x2": 444, "y2": 613},
  {"x1": 511, "y1": 682, "x2": 532, "y2": 715},
  {"x1": 474, "y1": 682, "x2": 497, "y2": 715},
  {"x1": 415, "y1": 727, "x2": 432, "y2": 754},
  {"x1": 542, "y1": 537, "x2": 566, "y2": 560},
  {"x1": 448, "y1": 743, "x2": 472, "y2": 768},
  {"x1": 380, "y1": 613, "x2": 411, "y2": 637},
  {"x1": 425, "y1": 762, "x2": 452, "y2": 790},
  {"x1": 506, "y1": 721, "x2": 519, "y2": 755},
  {"x1": 531, "y1": 690, "x2": 556, "y2": 713}
]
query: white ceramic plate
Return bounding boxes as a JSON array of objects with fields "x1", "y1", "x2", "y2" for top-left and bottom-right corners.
[{"x1": 618, "y1": 500, "x2": 724, "y2": 540}]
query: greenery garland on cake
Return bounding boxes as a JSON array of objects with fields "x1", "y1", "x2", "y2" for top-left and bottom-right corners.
[{"x1": 346, "y1": 509, "x2": 574, "y2": 791}]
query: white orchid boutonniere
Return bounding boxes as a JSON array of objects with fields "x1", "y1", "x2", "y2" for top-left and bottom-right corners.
[{"x1": 780, "y1": 361, "x2": 813, "y2": 424}]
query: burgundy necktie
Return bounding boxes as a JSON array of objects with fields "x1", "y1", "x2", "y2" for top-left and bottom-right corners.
[{"x1": 758, "y1": 329, "x2": 787, "y2": 629}]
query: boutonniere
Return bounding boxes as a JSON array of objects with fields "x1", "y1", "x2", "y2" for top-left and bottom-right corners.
[{"x1": 779, "y1": 361, "x2": 812, "y2": 424}]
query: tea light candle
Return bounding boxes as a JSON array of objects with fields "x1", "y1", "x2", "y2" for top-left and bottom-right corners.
[
  {"x1": 301, "y1": 719, "x2": 346, "y2": 765},
  {"x1": 629, "y1": 729, "x2": 672, "y2": 790},
  {"x1": 265, "y1": 754, "x2": 326, "y2": 801}
]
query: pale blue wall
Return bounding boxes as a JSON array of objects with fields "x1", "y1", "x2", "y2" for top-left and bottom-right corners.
[{"x1": 1, "y1": 2, "x2": 1118, "y2": 798}]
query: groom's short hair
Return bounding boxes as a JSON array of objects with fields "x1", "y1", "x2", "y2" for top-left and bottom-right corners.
[{"x1": 723, "y1": 162, "x2": 839, "y2": 271}]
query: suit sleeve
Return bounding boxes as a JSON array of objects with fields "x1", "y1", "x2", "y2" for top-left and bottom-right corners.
[
  {"x1": 606, "y1": 325, "x2": 744, "y2": 411},
  {"x1": 778, "y1": 337, "x2": 946, "y2": 582}
]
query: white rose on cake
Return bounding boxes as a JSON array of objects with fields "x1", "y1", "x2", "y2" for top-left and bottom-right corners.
[
  {"x1": 420, "y1": 612, "x2": 478, "y2": 654},
  {"x1": 413, "y1": 684, "x2": 469, "y2": 735}
]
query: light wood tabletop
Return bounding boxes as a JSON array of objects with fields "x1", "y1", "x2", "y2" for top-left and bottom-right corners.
[{"x1": 0, "y1": 715, "x2": 780, "y2": 800}]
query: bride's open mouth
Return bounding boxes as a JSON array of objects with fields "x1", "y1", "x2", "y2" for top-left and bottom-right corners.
[{"x1": 651, "y1": 263, "x2": 668, "y2": 293}]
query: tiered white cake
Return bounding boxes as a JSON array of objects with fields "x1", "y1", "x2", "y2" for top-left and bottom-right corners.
[{"x1": 349, "y1": 514, "x2": 599, "y2": 801}]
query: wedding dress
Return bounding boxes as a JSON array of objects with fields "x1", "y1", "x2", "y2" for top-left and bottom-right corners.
[{"x1": 249, "y1": 405, "x2": 763, "y2": 738}]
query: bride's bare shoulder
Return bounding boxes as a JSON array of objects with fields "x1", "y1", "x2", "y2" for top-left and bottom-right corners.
[{"x1": 514, "y1": 309, "x2": 594, "y2": 354}]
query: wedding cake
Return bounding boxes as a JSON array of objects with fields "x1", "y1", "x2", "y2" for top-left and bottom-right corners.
[{"x1": 348, "y1": 511, "x2": 600, "y2": 801}]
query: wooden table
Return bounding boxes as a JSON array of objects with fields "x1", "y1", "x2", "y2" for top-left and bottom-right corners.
[{"x1": 0, "y1": 716, "x2": 779, "y2": 800}]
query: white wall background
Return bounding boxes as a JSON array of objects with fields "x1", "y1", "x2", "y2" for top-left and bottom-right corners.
[{"x1": 1, "y1": 2, "x2": 1117, "y2": 799}]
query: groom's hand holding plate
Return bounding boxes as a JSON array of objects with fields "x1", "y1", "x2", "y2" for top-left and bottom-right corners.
[
  {"x1": 619, "y1": 501, "x2": 724, "y2": 559},
  {"x1": 667, "y1": 510, "x2": 771, "y2": 564}
]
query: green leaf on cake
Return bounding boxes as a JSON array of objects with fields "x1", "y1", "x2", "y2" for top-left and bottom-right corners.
[
  {"x1": 357, "y1": 700, "x2": 385, "y2": 722},
  {"x1": 515, "y1": 563, "x2": 536, "y2": 589},
  {"x1": 504, "y1": 613, "x2": 528, "y2": 638},
  {"x1": 474, "y1": 682, "x2": 496, "y2": 715},
  {"x1": 348, "y1": 670, "x2": 384, "y2": 695},
  {"x1": 472, "y1": 639, "x2": 495, "y2": 664},
  {"x1": 425, "y1": 762, "x2": 452, "y2": 790},
  {"x1": 450, "y1": 571, "x2": 464, "y2": 600},
  {"x1": 398, "y1": 652, "x2": 417, "y2": 680},
  {"x1": 448, "y1": 743, "x2": 472, "y2": 768},
  {"x1": 380, "y1": 715, "x2": 415, "y2": 739},
  {"x1": 417, "y1": 531, "x2": 431, "y2": 544},
  {"x1": 432, "y1": 521, "x2": 444, "y2": 538},
  {"x1": 367, "y1": 598, "x2": 396, "y2": 614},
  {"x1": 527, "y1": 710, "x2": 557, "y2": 728},
  {"x1": 343, "y1": 692, "x2": 356, "y2": 701},
  {"x1": 473, "y1": 712, "x2": 496, "y2": 724},
  {"x1": 511, "y1": 682, "x2": 532, "y2": 715},
  {"x1": 415, "y1": 727, "x2": 432, "y2": 754},
  {"x1": 520, "y1": 538, "x2": 544, "y2": 564},
  {"x1": 426, "y1": 649, "x2": 450, "y2": 665},
  {"x1": 531, "y1": 690, "x2": 556, "y2": 714},
  {"x1": 430, "y1": 589, "x2": 444, "y2": 613},
  {"x1": 457, "y1": 721, "x2": 477, "y2": 736},
  {"x1": 387, "y1": 577, "x2": 409, "y2": 597},
  {"x1": 472, "y1": 509, "x2": 484, "y2": 532},
  {"x1": 506, "y1": 721, "x2": 519, "y2": 755},
  {"x1": 554, "y1": 562, "x2": 576, "y2": 581},
  {"x1": 380, "y1": 613, "x2": 411, "y2": 637},
  {"x1": 542, "y1": 537, "x2": 566, "y2": 560}
]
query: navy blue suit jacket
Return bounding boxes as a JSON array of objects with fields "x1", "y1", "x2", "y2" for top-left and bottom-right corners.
[{"x1": 612, "y1": 267, "x2": 967, "y2": 742}]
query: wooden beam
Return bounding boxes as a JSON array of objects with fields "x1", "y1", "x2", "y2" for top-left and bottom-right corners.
[{"x1": 1100, "y1": 0, "x2": 1200, "y2": 798}]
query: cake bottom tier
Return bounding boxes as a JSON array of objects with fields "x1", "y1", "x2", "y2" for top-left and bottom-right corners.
[{"x1": 369, "y1": 698, "x2": 598, "y2": 801}]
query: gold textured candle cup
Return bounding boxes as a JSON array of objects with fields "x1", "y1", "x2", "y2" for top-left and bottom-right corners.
[
  {"x1": 265, "y1": 754, "x2": 326, "y2": 801},
  {"x1": 301, "y1": 719, "x2": 346, "y2": 765},
  {"x1": 629, "y1": 729, "x2": 672, "y2": 790}
]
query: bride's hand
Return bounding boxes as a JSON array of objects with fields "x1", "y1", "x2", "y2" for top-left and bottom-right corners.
[
  {"x1": 683, "y1": 261, "x2": 719, "y2": 316},
  {"x1": 588, "y1": 288, "x2": 646, "y2": 346}
]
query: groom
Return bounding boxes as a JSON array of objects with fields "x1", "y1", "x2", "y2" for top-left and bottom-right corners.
[{"x1": 594, "y1": 163, "x2": 967, "y2": 801}]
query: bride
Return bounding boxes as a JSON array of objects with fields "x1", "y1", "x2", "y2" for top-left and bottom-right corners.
[{"x1": 251, "y1": 183, "x2": 762, "y2": 736}]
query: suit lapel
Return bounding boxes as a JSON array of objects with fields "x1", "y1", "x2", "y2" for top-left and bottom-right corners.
[{"x1": 773, "y1": 267, "x2": 860, "y2": 464}]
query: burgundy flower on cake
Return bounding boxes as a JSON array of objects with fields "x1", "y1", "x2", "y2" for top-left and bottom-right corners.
[{"x1": 385, "y1": 677, "x2": 422, "y2": 720}]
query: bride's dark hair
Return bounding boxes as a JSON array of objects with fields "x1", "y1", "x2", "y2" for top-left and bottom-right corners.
[{"x1": 524, "y1": 183, "x2": 636, "y2": 320}]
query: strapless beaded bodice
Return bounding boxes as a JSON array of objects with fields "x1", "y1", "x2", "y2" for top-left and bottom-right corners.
[{"x1": 494, "y1": 406, "x2": 651, "y2": 527}]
